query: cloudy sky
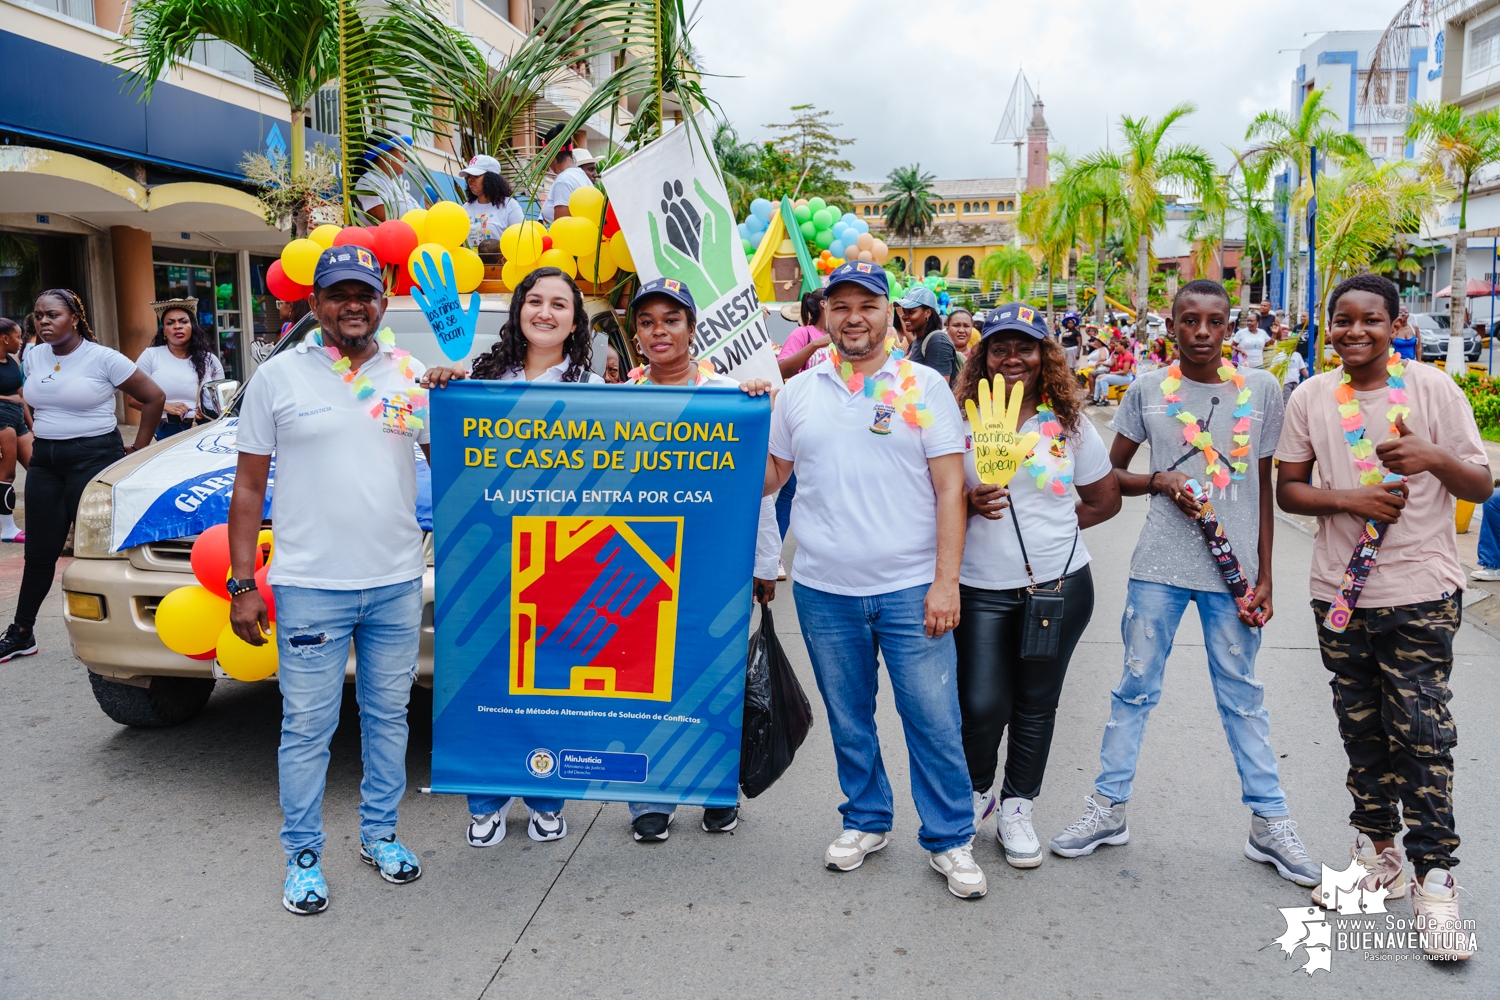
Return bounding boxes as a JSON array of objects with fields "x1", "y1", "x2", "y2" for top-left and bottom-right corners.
[{"x1": 692, "y1": 0, "x2": 1398, "y2": 182}]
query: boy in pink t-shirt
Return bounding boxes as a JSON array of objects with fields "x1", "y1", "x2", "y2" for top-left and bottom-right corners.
[{"x1": 1275, "y1": 274, "x2": 1490, "y2": 960}]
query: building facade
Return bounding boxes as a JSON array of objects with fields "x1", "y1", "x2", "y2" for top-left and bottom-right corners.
[{"x1": 848, "y1": 178, "x2": 1019, "y2": 280}]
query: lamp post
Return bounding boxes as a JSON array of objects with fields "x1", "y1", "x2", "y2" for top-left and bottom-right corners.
[{"x1": 1304, "y1": 146, "x2": 1319, "y2": 371}]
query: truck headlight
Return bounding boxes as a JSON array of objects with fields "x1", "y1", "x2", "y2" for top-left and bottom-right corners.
[{"x1": 73, "y1": 481, "x2": 121, "y2": 558}]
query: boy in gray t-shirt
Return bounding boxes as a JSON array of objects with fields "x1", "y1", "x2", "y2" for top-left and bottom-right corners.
[{"x1": 1048, "y1": 280, "x2": 1319, "y2": 888}]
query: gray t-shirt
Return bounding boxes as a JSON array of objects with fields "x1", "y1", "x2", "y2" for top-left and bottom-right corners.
[{"x1": 1110, "y1": 366, "x2": 1284, "y2": 592}]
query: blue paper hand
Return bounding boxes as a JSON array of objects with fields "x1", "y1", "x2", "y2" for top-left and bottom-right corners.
[{"x1": 409, "y1": 249, "x2": 480, "y2": 361}]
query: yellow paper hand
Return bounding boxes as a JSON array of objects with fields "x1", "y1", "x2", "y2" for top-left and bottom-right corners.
[{"x1": 964, "y1": 378, "x2": 1041, "y2": 486}]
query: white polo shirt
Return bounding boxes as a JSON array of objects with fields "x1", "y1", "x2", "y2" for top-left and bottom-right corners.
[
  {"x1": 497, "y1": 360, "x2": 603, "y2": 383},
  {"x1": 768, "y1": 352, "x2": 965, "y2": 596},
  {"x1": 237, "y1": 329, "x2": 430, "y2": 590}
]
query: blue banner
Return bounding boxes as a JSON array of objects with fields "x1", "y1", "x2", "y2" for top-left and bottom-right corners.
[{"x1": 429, "y1": 381, "x2": 771, "y2": 807}]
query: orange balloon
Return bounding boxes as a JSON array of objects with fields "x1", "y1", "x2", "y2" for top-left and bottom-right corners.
[{"x1": 190, "y1": 523, "x2": 232, "y2": 600}]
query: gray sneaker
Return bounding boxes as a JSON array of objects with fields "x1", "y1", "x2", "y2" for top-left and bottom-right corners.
[
  {"x1": 1245, "y1": 814, "x2": 1319, "y2": 886},
  {"x1": 1049, "y1": 794, "x2": 1129, "y2": 858}
]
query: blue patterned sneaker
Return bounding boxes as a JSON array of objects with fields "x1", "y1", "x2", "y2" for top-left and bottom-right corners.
[
  {"x1": 359, "y1": 834, "x2": 422, "y2": 884},
  {"x1": 283, "y1": 848, "x2": 328, "y2": 915}
]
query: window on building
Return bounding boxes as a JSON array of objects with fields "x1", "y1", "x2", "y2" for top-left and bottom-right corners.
[
  {"x1": 1471, "y1": 17, "x2": 1500, "y2": 72},
  {"x1": 949, "y1": 203, "x2": 956, "y2": 214},
  {"x1": 924, "y1": 256, "x2": 942, "y2": 276},
  {"x1": 982, "y1": 201, "x2": 989, "y2": 212},
  {"x1": 958, "y1": 255, "x2": 975, "y2": 279},
  {"x1": 863, "y1": 205, "x2": 871, "y2": 216},
  {"x1": 31, "y1": 0, "x2": 95, "y2": 25},
  {"x1": 310, "y1": 84, "x2": 339, "y2": 136},
  {"x1": 1371, "y1": 136, "x2": 1388, "y2": 157},
  {"x1": 1394, "y1": 70, "x2": 1409, "y2": 104},
  {"x1": 963, "y1": 202, "x2": 971, "y2": 213}
]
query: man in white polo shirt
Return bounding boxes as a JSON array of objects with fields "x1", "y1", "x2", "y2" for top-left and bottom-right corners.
[
  {"x1": 762, "y1": 260, "x2": 985, "y2": 899},
  {"x1": 226, "y1": 245, "x2": 435, "y2": 916}
]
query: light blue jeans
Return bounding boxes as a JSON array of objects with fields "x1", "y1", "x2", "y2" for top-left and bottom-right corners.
[
  {"x1": 793, "y1": 582, "x2": 975, "y2": 852},
  {"x1": 1095, "y1": 579, "x2": 1289, "y2": 816},
  {"x1": 274, "y1": 579, "x2": 423, "y2": 857}
]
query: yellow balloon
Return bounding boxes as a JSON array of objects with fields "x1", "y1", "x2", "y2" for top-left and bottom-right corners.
[
  {"x1": 576, "y1": 244, "x2": 618, "y2": 284},
  {"x1": 407, "y1": 242, "x2": 452, "y2": 288},
  {"x1": 567, "y1": 185, "x2": 606, "y2": 225},
  {"x1": 155, "y1": 585, "x2": 231, "y2": 656},
  {"x1": 280, "y1": 238, "x2": 324, "y2": 286},
  {"x1": 501, "y1": 221, "x2": 547, "y2": 266},
  {"x1": 451, "y1": 246, "x2": 484, "y2": 293},
  {"x1": 216, "y1": 621, "x2": 279, "y2": 682},
  {"x1": 550, "y1": 215, "x2": 600, "y2": 258},
  {"x1": 401, "y1": 208, "x2": 429, "y2": 244},
  {"x1": 308, "y1": 224, "x2": 342, "y2": 249},
  {"x1": 609, "y1": 230, "x2": 635, "y2": 272},
  {"x1": 535, "y1": 248, "x2": 576, "y2": 278},
  {"x1": 424, "y1": 201, "x2": 470, "y2": 249},
  {"x1": 500, "y1": 259, "x2": 529, "y2": 291}
]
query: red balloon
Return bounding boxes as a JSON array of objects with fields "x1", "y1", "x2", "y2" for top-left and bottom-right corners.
[
  {"x1": 266, "y1": 260, "x2": 311, "y2": 302},
  {"x1": 602, "y1": 219, "x2": 620, "y2": 239},
  {"x1": 255, "y1": 564, "x2": 276, "y2": 623},
  {"x1": 372, "y1": 220, "x2": 419, "y2": 267},
  {"x1": 190, "y1": 523, "x2": 232, "y2": 600},
  {"x1": 333, "y1": 226, "x2": 376, "y2": 252},
  {"x1": 605, "y1": 203, "x2": 619, "y2": 230},
  {"x1": 541, "y1": 235, "x2": 553, "y2": 251},
  {"x1": 186, "y1": 649, "x2": 217, "y2": 661}
]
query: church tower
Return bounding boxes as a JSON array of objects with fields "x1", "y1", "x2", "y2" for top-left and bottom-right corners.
[{"x1": 1026, "y1": 97, "x2": 1049, "y2": 191}]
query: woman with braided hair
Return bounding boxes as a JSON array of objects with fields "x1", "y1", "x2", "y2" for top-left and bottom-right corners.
[{"x1": 0, "y1": 290, "x2": 164, "y2": 662}]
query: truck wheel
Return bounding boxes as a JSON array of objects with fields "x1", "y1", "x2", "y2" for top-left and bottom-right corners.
[{"x1": 88, "y1": 671, "x2": 216, "y2": 728}]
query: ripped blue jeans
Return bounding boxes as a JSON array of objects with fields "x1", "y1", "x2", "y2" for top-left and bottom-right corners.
[
  {"x1": 273, "y1": 579, "x2": 423, "y2": 857},
  {"x1": 1094, "y1": 579, "x2": 1289, "y2": 816}
]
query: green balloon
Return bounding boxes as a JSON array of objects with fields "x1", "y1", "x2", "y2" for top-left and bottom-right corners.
[
  {"x1": 815, "y1": 228, "x2": 834, "y2": 249},
  {"x1": 812, "y1": 209, "x2": 833, "y2": 228},
  {"x1": 793, "y1": 204, "x2": 812, "y2": 222},
  {"x1": 799, "y1": 220, "x2": 817, "y2": 240},
  {"x1": 741, "y1": 238, "x2": 754, "y2": 254},
  {"x1": 807, "y1": 197, "x2": 827, "y2": 214}
]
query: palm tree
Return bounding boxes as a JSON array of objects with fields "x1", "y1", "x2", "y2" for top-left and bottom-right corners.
[
  {"x1": 1055, "y1": 152, "x2": 1126, "y2": 324},
  {"x1": 882, "y1": 165, "x2": 938, "y2": 275},
  {"x1": 1407, "y1": 102, "x2": 1500, "y2": 334},
  {"x1": 1016, "y1": 182, "x2": 1070, "y2": 327},
  {"x1": 1244, "y1": 88, "x2": 1365, "y2": 326},
  {"x1": 1077, "y1": 103, "x2": 1219, "y2": 339},
  {"x1": 1370, "y1": 237, "x2": 1436, "y2": 291},
  {"x1": 979, "y1": 245, "x2": 1036, "y2": 301}
]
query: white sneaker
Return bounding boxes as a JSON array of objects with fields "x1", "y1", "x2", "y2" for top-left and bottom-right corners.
[
  {"x1": 776, "y1": 557, "x2": 787, "y2": 581},
  {"x1": 930, "y1": 843, "x2": 988, "y2": 899},
  {"x1": 527, "y1": 807, "x2": 567, "y2": 842},
  {"x1": 997, "y1": 797, "x2": 1043, "y2": 868},
  {"x1": 1471, "y1": 566, "x2": 1500, "y2": 581},
  {"x1": 973, "y1": 789, "x2": 997, "y2": 832},
  {"x1": 1411, "y1": 869, "x2": 1474, "y2": 960},
  {"x1": 824, "y1": 830, "x2": 889, "y2": 872},
  {"x1": 467, "y1": 802, "x2": 513, "y2": 848}
]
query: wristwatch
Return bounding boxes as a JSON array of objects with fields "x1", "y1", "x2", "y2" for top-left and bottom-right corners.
[{"x1": 226, "y1": 577, "x2": 258, "y2": 597}]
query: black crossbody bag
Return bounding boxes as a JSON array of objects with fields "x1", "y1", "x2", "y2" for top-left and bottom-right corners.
[{"x1": 1008, "y1": 502, "x2": 1079, "y2": 661}]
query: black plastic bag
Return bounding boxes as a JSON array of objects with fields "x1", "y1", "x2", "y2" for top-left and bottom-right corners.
[{"x1": 740, "y1": 605, "x2": 813, "y2": 798}]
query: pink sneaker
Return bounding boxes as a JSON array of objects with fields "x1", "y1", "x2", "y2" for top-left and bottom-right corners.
[{"x1": 3, "y1": 530, "x2": 22, "y2": 543}]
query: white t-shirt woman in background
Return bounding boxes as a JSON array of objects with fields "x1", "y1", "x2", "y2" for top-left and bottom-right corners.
[
  {"x1": 131, "y1": 301, "x2": 226, "y2": 440},
  {"x1": 0, "y1": 289, "x2": 163, "y2": 662},
  {"x1": 951, "y1": 311, "x2": 1122, "y2": 869},
  {"x1": 460, "y1": 157, "x2": 526, "y2": 245}
]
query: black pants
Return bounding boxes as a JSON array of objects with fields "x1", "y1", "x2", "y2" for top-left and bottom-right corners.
[
  {"x1": 955, "y1": 567, "x2": 1094, "y2": 800},
  {"x1": 16, "y1": 433, "x2": 125, "y2": 628}
]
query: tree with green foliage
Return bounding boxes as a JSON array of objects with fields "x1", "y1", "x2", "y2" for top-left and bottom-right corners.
[
  {"x1": 1407, "y1": 101, "x2": 1500, "y2": 334},
  {"x1": 1055, "y1": 150, "x2": 1127, "y2": 323},
  {"x1": 763, "y1": 104, "x2": 855, "y2": 205},
  {"x1": 979, "y1": 244, "x2": 1036, "y2": 302},
  {"x1": 882, "y1": 164, "x2": 937, "y2": 276},
  {"x1": 1077, "y1": 103, "x2": 1219, "y2": 338}
]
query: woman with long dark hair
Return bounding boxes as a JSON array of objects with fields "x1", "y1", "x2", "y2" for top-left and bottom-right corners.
[
  {"x1": 0, "y1": 290, "x2": 164, "y2": 662},
  {"x1": 131, "y1": 299, "x2": 225, "y2": 439},
  {"x1": 460, "y1": 155, "x2": 524, "y2": 244},
  {"x1": 0, "y1": 318, "x2": 32, "y2": 542},
  {"x1": 951, "y1": 304, "x2": 1120, "y2": 869}
]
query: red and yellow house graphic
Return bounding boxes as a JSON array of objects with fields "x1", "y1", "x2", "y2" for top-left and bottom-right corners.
[{"x1": 510, "y1": 516, "x2": 683, "y2": 701}]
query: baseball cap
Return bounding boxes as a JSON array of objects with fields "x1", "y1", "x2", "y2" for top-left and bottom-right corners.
[
  {"x1": 825, "y1": 260, "x2": 889, "y2": 297},
  {"x1": 313, "y1": 245, "x2": 385, "y2": 295},
  {"x1": 571, "y1": 147, "x2": 597, "y2": 167},
  {"x1": 631, "y1": 276, "x2": 696, "y2": 314},
  {"x1": 460, "y1": 154, "x2": 503, "y2": 177},
  {"x1": 894, "y1": 283, "x2": 938, "y2": 311},
  {"x1": 980, "y1": 302, "x2": 1049, "y2": 340}
]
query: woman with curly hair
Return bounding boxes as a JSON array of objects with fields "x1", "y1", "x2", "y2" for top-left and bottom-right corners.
[
  {"x1": 132, "y1": 299, "x2": 225, "y2": 439},
  {"x1": 952, "y1": 303, "x2": 1120, "y2": 871},
  {"x1": 467, "y1": 268, "x2": 601, "y2": 384}
]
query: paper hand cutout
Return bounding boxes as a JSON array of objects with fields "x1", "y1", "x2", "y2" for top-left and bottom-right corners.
[
  {"x1": 410, "y1": 249, "x2": 481, "y2": 362},
  {"x1": 964, "y1": 378, "x2": 1041, "y2": 486}
]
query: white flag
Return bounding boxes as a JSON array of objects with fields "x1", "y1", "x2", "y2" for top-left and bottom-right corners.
[{"x1": 601, "y1": 115, "x2": 781, "y2": 385}]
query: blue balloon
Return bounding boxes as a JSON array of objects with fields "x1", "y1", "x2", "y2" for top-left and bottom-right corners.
[
  {"x1": 751, "y1": 198, "x2": 774, "y2": 222},
  {"x1": 737, "y1": 222, "x2": 750, "y2": 239},
  {"x1": 829, "y1": 240, "x2": 846, "y2": 259},
  {"x1": 853, "y1": 219, "x2": 870, "y2": 234},
  {"x1": 842, "y1": 213, "x2": 859, "y2": 226},
  {"x1": 749, "y1": 229, "x2": 765, "y2": 249},
  {"x1": 831, "y1": 223, "x2": 849, "y2": 242},
  {"x1": 747, "y1": 214, "x2": 767, "y2": 234}
]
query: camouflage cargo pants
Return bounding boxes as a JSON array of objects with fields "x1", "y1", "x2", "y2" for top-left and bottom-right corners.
[{"x1": 1310, "y1": 597, "x2": 1460, "y2": 876}]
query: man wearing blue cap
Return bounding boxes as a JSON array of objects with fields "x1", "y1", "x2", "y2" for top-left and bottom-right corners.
[
  {"x1": 227, "y1": 246, "x2": 434, "y2": 915},
  {"x1": 895, "y1": 283, "x2": 959, "y2": 384},
  {"x1": 762, "y1": 261, "x2": 986, "y2": 899}
]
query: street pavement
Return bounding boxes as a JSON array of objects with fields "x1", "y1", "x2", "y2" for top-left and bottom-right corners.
[{"x1": 4, "y1": 413, "x2": 1499, "y2": 999}]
